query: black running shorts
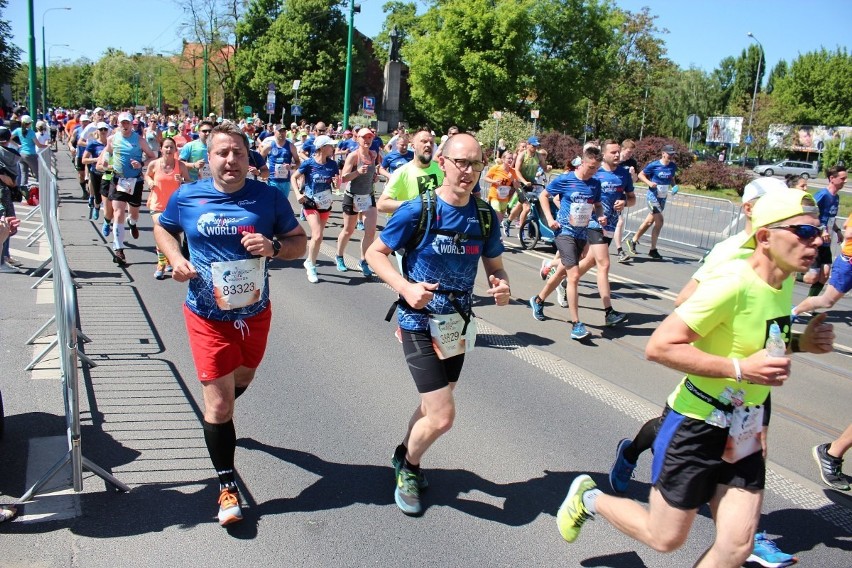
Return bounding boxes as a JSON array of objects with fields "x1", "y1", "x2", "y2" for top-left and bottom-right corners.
[
  {"x1": 651, "y1": 406, "x2": 765, "y2": 510},
  {"x1": 555, "y1": 234, "x2": 586, "y2": 269},
  {"x1": 108, "y1": 177, "x2": 144, "y2": 208},
  {"x1": 586, "y1": 228, "x2": 612, "y2": 247},
  {"x1": 401, "y1": 329, "x2": 465, "y2": 394}
]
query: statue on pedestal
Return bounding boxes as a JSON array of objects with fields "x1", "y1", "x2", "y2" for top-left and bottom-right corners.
[{"x1": 389, "y1": 27, "x2": 401, "y2": 62}]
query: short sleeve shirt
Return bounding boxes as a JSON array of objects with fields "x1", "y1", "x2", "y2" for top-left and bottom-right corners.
[
  {"x1": 157, "y1": 178, "x2": 298, "y2": 322},
  {"x1": 590, "y1": 166, "x2": 634, "y2": 232},
  {"x1": 813, "y1": 188, "x2": 840, "y2": 250},
  {"x1": 380, "y1": 195, "x2": 504, "y2": 331},
  {"x1": 642, "y1": 160, "x2": 677, "y2": 202},
  {"x1": 382, "y1": 150, "x2": 414, "y2": 174},
  {"x1": 546, "y1": 172, "x2": 601, "y2": 239},
  {"x1": 297, "y1": 157, "x2": 339, "y2": 198},
  {"x1": 382, "y1": 161, "x2": 444, "y2": 204}
]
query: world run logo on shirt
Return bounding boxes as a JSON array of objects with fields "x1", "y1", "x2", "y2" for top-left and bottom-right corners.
[
  {"x1": 432, "y1": 234, "x2": 481, "y2": 256},
  {"x1": 197, "y1": 212, "x2": 255, "y2": 237}
]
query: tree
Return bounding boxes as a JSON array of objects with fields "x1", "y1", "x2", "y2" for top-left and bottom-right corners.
[
  {"x1": 765, "y1": 60, "x2": 787, "y2": 95},
  {"x1": 0, "y1": 0, "x2": 20, "y2": 104},
  {"x1": 727, "y1": 44, "x2": 764, "y2": 114},
  {"x1": 90, "y1": 49, "x2": 138, "y2": 108},
  {"x1": 403, "y1": 0, "x2": 534, "y2": 130},
  {"x1": 373, "y1": 1, "x2": 420, "y2": 65},
  {"x1": 474, "y1": 111, "x2": 534, "y2": 160},
  {"x1": 711, "y1": 56, "x2": 737, "y2": 113},
  {"x1": 529, "y1": 0, "x2": 621, "y2": 131},
  {"x1": 772, "y1": 48, "x2": 852, "y2": 125},
  {"x1": 648, "y1": 66, "x2": 721, "y2": 142}
]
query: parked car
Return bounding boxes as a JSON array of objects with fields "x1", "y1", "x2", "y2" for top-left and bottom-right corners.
[{"x1": 753, "y1": 160, "x2": 819, "y2": 179}]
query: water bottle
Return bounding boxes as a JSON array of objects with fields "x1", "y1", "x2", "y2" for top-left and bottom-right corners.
[
  {"x1": 765, "y1": 322, "x2": 786, "y2": 357},
  {"x1": 671, "y1": 184, "x2": 679, "y2": 196}
]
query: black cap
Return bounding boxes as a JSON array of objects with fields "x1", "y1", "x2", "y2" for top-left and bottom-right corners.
[{"x1": 0, "y1": 126, "x2": 10, "y2": 142}]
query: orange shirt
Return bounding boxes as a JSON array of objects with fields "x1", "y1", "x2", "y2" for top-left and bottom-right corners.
[
  {"x1": 147, "y1": 159, "x2": 183, "y2": 212},
  {"x1": 843, "y1": 217, "x2": 852, "y2": 257},
  {"x1": 485, "y1": 164, "x2": 520, "y2": 202},
  {"x1": 65, "y1": 118, "x2": 78, "y2": 136}
]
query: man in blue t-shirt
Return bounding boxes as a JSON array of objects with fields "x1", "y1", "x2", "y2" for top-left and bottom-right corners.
[
  {"x1": 365, "y1": 133, "x2": 511, "y2": 517},
  {"x1": 529, "y1": 146, "x2": 606, "y2": 340},
  {"x1": 154, "y1": 121, "x2": 306, "y2": 527},
  {"x1": 804, "y1": 164, "x2": 846, "y2": 297},
  {"x1": 626, "y1": 144, "x2": 678, "y2": 260},
  {"x1": 379, "y1": 132, "x2": 413, "y2": 178}
]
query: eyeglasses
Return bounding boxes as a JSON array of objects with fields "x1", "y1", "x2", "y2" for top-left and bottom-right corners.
[
  {"x1": 200, "y1": 129, "x2": 212, "y2": 134},
  {"x1": 444, "y1": 156, "x2": 485, "y2": 172},
  {"x1": 98, "y1": 128, "x2": 108, "y2": 131},
  {"x1": 768, "y1": 224, "x2": 824, "y2": 240}
]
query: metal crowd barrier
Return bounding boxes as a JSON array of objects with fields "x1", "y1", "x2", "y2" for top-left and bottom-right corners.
[
  {"x1": 621, "y1": 188, "x2": 743, "y2": 253},
  {"x1": 18, "y1": 149, "x2": 128, "y2": 503}
]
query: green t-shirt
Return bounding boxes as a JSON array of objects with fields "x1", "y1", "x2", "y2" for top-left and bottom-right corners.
[
  {"x1": 382, "y1": 160, "x2": 444, "y2": 204},
  {"x1": 668, "y1": 258, "x2": 792, "y2": 420},
  {"x1": 692, "y1": 231, "x2": 751, "y2": 282}
]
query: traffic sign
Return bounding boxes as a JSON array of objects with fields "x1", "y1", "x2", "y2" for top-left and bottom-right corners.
[
  {"x1": 687, "y1": 114, "x2": 700, "y2": 129},
  {"x1": 493, "y1": 111, "x2": 502, "y2": 119},
  {"x1": 292, "y1": 80, "x2": 301, "y2": 91},
  {"x1": 266, "y1": 102, "x2": 275, "y2": 114},
  {"x1": 243, "y1": 105, "x2": 252, "y2": 115},
  {"x1": 266, "y1": 92, "x2": 276, "y2": 104},
  {"x1": 744, "y1": 134, "x2": 754, "y2": 145},
  {"x1": 363, "y1": 96, "x2": 376, "y2": 115},
  {"x1": 584, "y1": 125, "x2": 593, "y2": 133},
  {"x1": 291, "y1": 105, "x2": 302, "y2": 117},
  {"x1": 530, "y1": 110, "x2": 539, "y2": 119}
]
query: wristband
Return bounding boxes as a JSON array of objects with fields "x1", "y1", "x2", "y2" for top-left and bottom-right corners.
[{"x1": 731, "y1": 358, "x2": 742, "y2": 383}]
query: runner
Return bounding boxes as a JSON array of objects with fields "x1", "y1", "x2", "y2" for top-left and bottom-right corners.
[
  {"x1": 335, "y1": 129, "x2": 358, "y2": 170},
  {"x1": 259, "y1": 124, "x2": 300, "y2": 200},
  {"x1": 376, "y1": 128, "x2": 443, "y2": 214},
  {"x1": 482, "y1": 151, "x2": 527, "y2": 230},
  {"x1": 336, "y1": 128, "x2": 380, "y2": 275},
  {"x1": 574, "y1": 139, "x2": 634, "y2": 327},
  {"x1": 292, "y1": 135, "x2": 339, "y2": 283},
  {"x1": 802, "y1": 165, "x2": 846, "y2": 298},
  {"x1": 81, "y1": 122, "x2": 110, "y2": 220},
  {"x1": 96, "y1": 111, "x2": 157, "y2": 266},
  {"x1": 793, "y1": 215, "x2": 852, "y2": 319},
  {"x1": 557, "y1": 189, "x2": 835, "y2": 568},
  {"x1": 508, "y1": 137, "x2": 546, "y2": 236},
  {"x1": 69, "y1": 114, "x2": 91, "y2": 198},
  {"x1": 378, "y1": 132, "x2": 412, "y2": 179},
  {"x1": 365, "y1": 132, "x2": 510, "y2": 516},
  {"x1": 180, "y1": 119, "x2": 214, "y2": 182},
  {"x1": 529, "y1": 146, "x2": 606, "y2": 340},
  {"x1": 615, "y1": 139, "x2": 638, "y2": 263},
  {"x1": 153, "y1": 120, "x2": 306, "y2": 526},
  {"x1": 625, "y1": 144, "x2": 678, "y2": 260},
  {"x1": 146, "y1": 137, "x2": 190, "y2": 279}
]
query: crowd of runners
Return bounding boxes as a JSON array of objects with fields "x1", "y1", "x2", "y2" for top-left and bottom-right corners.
[{"x1": 1, "y1": 103, "x2": 849, "y2": 567}]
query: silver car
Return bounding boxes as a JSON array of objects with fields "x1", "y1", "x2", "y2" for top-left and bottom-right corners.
[{"x1": 753, "y1": 160, "x2": 819, "y2": 179}]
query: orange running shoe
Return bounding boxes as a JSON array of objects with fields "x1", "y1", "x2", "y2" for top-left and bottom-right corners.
[{"x1": 217, "y1": 487, "x2": 243, "y2": 526}]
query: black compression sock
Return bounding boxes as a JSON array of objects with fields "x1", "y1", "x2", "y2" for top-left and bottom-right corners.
[
  {"x1": 605, "y1": 307, "x2": 614, "y2": 315},
  {"x1": 403, "y1": 458, "x2": 420, "y2": 474},
  {"x1": 234, "y1": 386, "x2": 247, "y2": 399},
  {"x1": 203, "y1": 419, "x2": 237, "y2": 488},
  {"x1": 624, "y1": 417, "x2": 660, "y2": 463},
  {"x1": 808, "y1": 282, "x2": 824, "y2": 297}
]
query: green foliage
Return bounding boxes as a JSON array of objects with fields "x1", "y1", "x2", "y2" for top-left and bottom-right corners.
[
  {"x1": 0, "y1": 0, "x2": 20, "y2": 92},
  {"x1": 373, "y1": 2, "x2": 419, "y2": 65},
  {"x1": 821, "y1": 138, "x2": 852, "y2": 171},
  {"x1": 91, "y1": 50, "x2": 139, "y2": 109},
  {"x1": 404, "y1": 0, "x2": 534, "y2": 131},
  {"x1": 727, "y1": 45, "x2": 764, "y2": 114},
  {"x1": 773, "y1": 48, "x2": 852, "y2": 125},
  {"x1": 765, "y1": 60, "x2": 787, "y2": 95},
  {"x1": 649, "y1": 66, "x2": 720, "y2": 141},
  {"x1": 474, "y1": 111, "x2": 534, "y2": 156}
]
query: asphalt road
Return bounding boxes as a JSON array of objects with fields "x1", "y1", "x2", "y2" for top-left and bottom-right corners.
[{"x1": 1, "y1": 155, "x2": 849, "y2": 567}]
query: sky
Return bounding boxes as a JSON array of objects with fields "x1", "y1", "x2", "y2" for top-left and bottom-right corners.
[{"x1": 8, "y1": 0, "x2": 850, "y2": 75}]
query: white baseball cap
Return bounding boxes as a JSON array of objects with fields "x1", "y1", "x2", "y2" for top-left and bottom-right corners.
[
  {"x1": 118, "y1": 111, "x2": 133, "y2": 123},
  {"x1": 741, "y1": 177, "x2": 788, "y2": 204},
  {"x1": 313, "y1": 135, "x2": 336, "y2": 149}
]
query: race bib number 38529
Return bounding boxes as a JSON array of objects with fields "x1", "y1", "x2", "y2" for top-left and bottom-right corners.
[{"x1": 211, "y1": 257, "x2": 265, "y2": 310}]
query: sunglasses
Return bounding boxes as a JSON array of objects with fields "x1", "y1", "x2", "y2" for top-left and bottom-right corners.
[
  {"x1": 444, "y1": 156, "x2": 485, "y2": 172},
  {"x1": 98, "y1": 127, "x2": 109, "y2": 131},
  {"x1": 200, "y1": 129, "x2": 212, "y2": 134},
  {"x1": 768, "y1": 224, "x2": 824, "y2": 240}
]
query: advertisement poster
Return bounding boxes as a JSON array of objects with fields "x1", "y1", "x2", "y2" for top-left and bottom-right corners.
[
  {"x1": 706, "y1": 116, "x2": 743, "y2": 145},
  {"x1": 767, "y1": 124, "x2": 852, "y2": 152}
]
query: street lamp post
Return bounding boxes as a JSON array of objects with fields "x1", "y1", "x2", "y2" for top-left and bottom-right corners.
[
  {"x1": 744, "y1": 32, "x2": 764, "y2": 164},
  {"x1": 342, "y1": 0, "x2": 359, "y2": 130},
  {"x1": 42, "y1": 7, "x2": 72, "y2": 116}
]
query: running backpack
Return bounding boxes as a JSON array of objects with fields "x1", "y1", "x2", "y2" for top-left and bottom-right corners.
[{"x1": 402, "y1": 189, "x2": 493, "y2": 257}]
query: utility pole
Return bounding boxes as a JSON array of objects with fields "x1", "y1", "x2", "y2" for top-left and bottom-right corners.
[
  {"x1": 27, "y1": 1, "x2": 37, "y2": 115},
  {"x1": 342, "y1": 0, "x2": 358, "y2": 130}
]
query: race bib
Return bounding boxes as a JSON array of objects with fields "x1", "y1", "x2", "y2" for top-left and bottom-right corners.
[
  {"x1": 722, "y1": 405, "x2": 763, "y2": 464},
  {"x1": 428, "y1": 313, "x2": 476, "y2": 360},
  {"x1": 569, "y1": 202, "x2": 593, "y2": 227},
  {"x1": 313, "y1": 190, "x2": 333, "y2": 209},
  {"x1": 656, "y1": 184, "x2": 670, "y2": 198},
  {"x1": 496, "y1": 185, "x2": 512, "y2": 200},
  {"x1": 274, "y1": 163, "x2": 291, "y2": 179},
  {"x1": 353, "y1": 193, "x2": 373, "y2": 212},
  {"x1": 211, "y1": 257, "x2": 265, "y2": 311},
  {"x1": 116, "y1": 177, "x2": 137, "y2": 194},
  {"x1": 199, "y1": 163, "x2": 212, "y2": 179}
]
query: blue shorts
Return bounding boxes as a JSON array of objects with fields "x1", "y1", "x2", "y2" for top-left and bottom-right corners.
[
  {"x1": 828, "y1": 254, "x2": 852, "y2": 294},
  {"x1": 268, "y1": 179, "x2": 291, "y2": 200}
]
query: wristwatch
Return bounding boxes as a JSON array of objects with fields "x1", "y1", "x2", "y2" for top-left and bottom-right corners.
[{"x1": 271, "y1": 238, "x2": 281, "y2": 258}]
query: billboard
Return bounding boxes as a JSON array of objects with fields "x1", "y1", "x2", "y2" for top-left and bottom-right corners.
[
  {"x1": 767, "y1": 124, "x2": 852, "y2": 152},
  {"x1": 706, "y1": 116, "x2": 743, "y2": 145}
]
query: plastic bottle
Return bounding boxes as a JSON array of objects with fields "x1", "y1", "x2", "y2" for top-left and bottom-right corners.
[
  {"x1": 671, "y1": 184, "x2": 680, "y2": 196},
  {"x1": 765, "y1": 322, "x2": 787, "y2": 357}
]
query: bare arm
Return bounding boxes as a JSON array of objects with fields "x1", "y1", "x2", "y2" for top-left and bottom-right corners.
[
  {"x1": 637, "y1": 171, "x2": 654, "y2": 187},
  {"x1": 481, "y1": 255, "x2": 510, "y2": 306}
]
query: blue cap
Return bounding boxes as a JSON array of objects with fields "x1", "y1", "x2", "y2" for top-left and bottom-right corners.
[{"x1": 527, "y1": 136, "x2": 540, "y2": 146}]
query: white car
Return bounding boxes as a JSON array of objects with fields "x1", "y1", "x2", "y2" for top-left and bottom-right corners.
[{"x1": 753, "y1": 160, "x2": 819, "y2": 179}]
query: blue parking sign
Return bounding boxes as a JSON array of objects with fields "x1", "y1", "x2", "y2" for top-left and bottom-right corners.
[{"x1": 266, "y1": 102, "x2": 275, "y2": 114}]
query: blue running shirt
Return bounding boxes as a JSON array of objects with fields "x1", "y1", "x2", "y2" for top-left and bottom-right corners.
[
  {"x1": 591, "y1": 166, "x2": 634, "y2": 233},
  {"x1": 642, "y1": 160, "x2": 677, "y2": 203},
  {"x1": 157, "y1": 178, "x2": 298, "y2": 321},
  {"x1": 297, "y1": 157, "x2": 339, "y2": 198},
  {"x1": 546, "y1": 172, "x2": 602, "y2": 240},
  {"x1": 380, "y1": 195, "x2": 504, "y2": 331}
]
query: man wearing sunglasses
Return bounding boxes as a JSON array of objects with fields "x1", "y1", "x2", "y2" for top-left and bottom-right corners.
[
  {"x1": 366, "y1": 133, "x2": 510, "y2": 516},
  {"x1": 558, "y1": 189, "x2": 835, "y2": 567},
  {"x1": 180, "y1": 120, "x2": 214, "y2": 182}
]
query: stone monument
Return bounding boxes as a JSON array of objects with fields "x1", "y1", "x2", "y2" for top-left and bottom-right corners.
[{"x1": 381, "y1": 27, "x2": 403, "y2": 130}]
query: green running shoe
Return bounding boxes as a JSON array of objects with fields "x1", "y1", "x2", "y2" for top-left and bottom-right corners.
[{"x1": 557, "y1": 474, "x2": 596, "y2": 542}]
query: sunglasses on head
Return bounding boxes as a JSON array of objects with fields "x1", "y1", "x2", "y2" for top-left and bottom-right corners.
[{"x1": 768, "y1": 224, "x2": 824, "y2": 240}]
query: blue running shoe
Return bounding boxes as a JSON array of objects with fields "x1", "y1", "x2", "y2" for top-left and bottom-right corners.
[
  {"x1": 92, "y1": 207, "x2": 100, "y2": 221},
  {"x1": 359, "y1": 259, "x2": 373, "y2": 277},
  {"x1": 335, "y1": 255, "x2": 348, "y2": 272},
  {"x1": 391, "y1": 445, "x2": 428, "y2": 490},
  {"x1": 746, "y1": 531, "x2": 798, "y2": 567},
  {"x1": 529, "y1": 296, "x2": 545, "y2": 321},
  {"x1": 571, "y1": 322, "x2": 590, "y2": 340},
  {"x1": 356, "y1": 219, "x2": 365, "y2": 231},
  {"x1": 102, "y1": 220, "x2": 111, "y2": 237},
  {"x1": 609, "y1": 438, "x2": 637, "y2": 493}
]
